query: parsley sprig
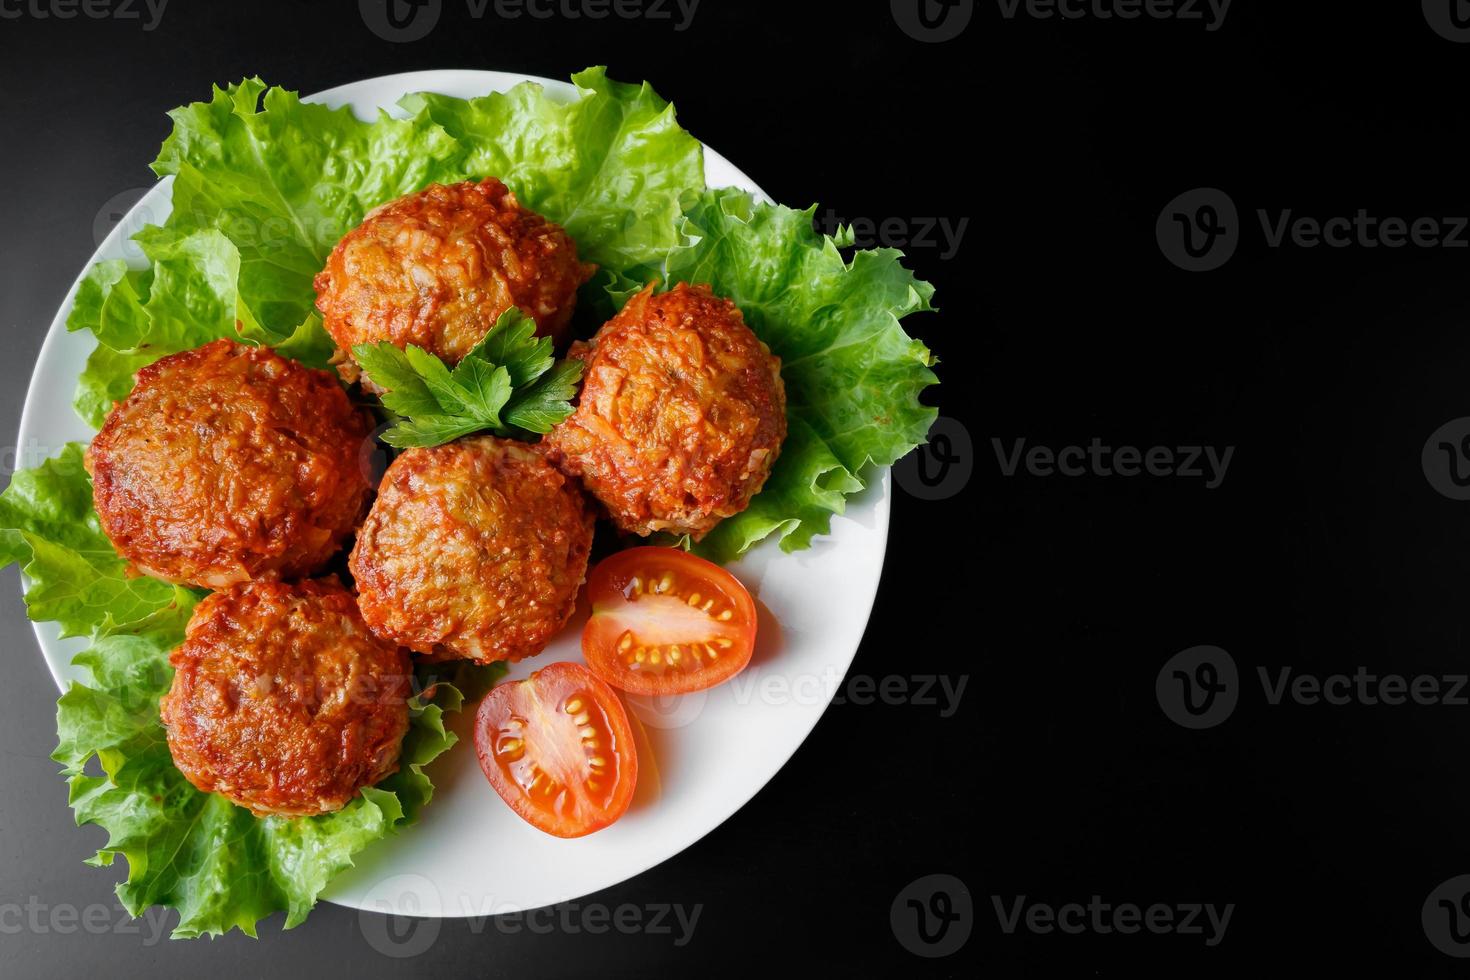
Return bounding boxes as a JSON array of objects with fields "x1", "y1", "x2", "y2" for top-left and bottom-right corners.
[{"x1": 353, "y1": 309, "x2": 583, "y2": 448}]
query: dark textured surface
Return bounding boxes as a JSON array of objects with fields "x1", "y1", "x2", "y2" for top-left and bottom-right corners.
[{"x1": 6, "y1": 1, "x2": 1470, "y2": 975}]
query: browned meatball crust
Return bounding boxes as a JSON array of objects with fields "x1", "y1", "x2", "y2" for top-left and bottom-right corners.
[
  {"x1": 542, "y1": 283, "x2": 786, "y2": 539},
  {"x1": 86, "y1": 339, "x2": 373, "y2": 589},
  {"x1": 350, "y1": 436, "x2": 594, "y2": 664},
  {"x1": 313, "y1": 178, "x2": 595, "y2": 374},
  {"x1": 160, "y1": 579, "x2": 412, "y2": 818}
]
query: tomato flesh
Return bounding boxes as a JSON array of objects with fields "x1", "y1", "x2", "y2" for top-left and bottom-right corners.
[
  {"x1": 473, "y1": 661, "x2": 637, "y2": 838},
  {"x1": 583, "y1": 547, "x2": 757, "y2": 696}
]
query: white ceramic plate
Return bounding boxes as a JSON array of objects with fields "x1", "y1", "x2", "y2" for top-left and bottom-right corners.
[{"x1": 18, "y1": 70, "x2": 890, "y2": 918}]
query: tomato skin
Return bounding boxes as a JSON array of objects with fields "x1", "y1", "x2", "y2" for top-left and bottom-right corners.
[
  {"x1": 582, "y1": 547, "x2": 758, "y2": 696},
  {"x1": 473, "y1": 662, "x2": 638, "y2": 838}
]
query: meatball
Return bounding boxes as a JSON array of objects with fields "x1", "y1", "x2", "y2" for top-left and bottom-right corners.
[
  {"x1": 86, "y1": 339, "x2": 373, "y2": 589},
  {"x1": 160, "y1": 579, "x2": 412, "y2": 818},
  {"x1": 542, "y1": 283, "x2": 787, "y2": 540},
  {"x1": 350, "y1": 436, "x2": 594, "y2": 663},
  {"x1": 313, "y1": 178, "x2": 595, "y2": 374}
]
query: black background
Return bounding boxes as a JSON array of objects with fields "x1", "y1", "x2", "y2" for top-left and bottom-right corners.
[{"x1": 5, "y1": 0, "x2": 1470, "y2": 975}]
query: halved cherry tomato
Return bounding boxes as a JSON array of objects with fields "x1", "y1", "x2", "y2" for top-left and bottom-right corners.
[
  {"x1": 582, "y1": 547, "x2": 757, "y2": 696},
  {"x1": 473, "y1": 662, "x2": 637, "y2": 838}
]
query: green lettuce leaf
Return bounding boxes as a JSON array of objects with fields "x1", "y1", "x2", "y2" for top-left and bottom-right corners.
[
  {"x1": 399, "y1": 66, "x2": 704, "y2": 278},
  {"x1": 0, "y1": 444, "x2": 187, "y2": 637},
  {"x1": 632, "y1": 189, "x2": 938, "y2": 561},
  {"x1": 68, "y1": 70, "x2": 468, "y2": 427},
  {"x1": 65, "y1": 226, "x2": 333, "y2": 429},
  {"x1": 54, "y1": 601, "x2": 504, "y2": 939},
  {"x1": 153, "y1": 78, "x2": 465, "y2": 338}
]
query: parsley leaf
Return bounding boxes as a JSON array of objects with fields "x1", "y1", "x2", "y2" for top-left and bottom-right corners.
[
  {"x1": 353, "y1": 308, "x2": 583, "y2": 448},
  {"x1": 505, "y1": 360, "x2": 586, "y2": 432}
]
